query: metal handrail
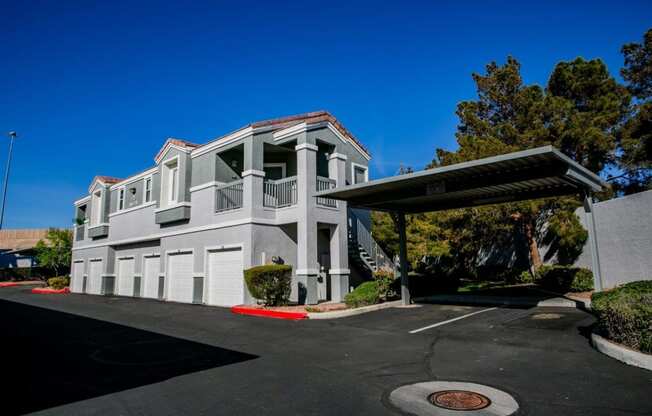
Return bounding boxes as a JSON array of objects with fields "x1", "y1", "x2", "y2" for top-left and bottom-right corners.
[
  {"x1": 215, "y1": 180, "x2": 243, "y2": 212},
  {"x1": 355, "y1": 217, "x2": 394, "y2": 271},
  {"x1": 264, "y1": 176, "x2": 298, "y2": 208},
  {"x1": 316, "y1": 176, "x2": 337, "y2": 207}
]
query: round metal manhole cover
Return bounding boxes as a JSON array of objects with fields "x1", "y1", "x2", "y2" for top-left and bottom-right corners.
[
  {"x1": 532, "y1": 313, "x2": 563, "y2": 320},
  {"x1": 428, "y1": 390, "x2": 491, "y2": 411}
]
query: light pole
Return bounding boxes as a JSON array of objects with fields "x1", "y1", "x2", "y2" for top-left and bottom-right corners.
[{"x1": 0, "y1": 131, "x2": 17, "y2": 230}]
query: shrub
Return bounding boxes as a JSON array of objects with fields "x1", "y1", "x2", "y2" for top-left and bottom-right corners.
[
  {"x1": 47, "y1": 276, "x2": 70, "y2": 290},
  {"x1": 344, "y1": 281, "x2": 380, "y2": 308},
  {"x1": 517, "y1": 270, "x2": 534, "y2": 284},
  {"x1": 373, "y1": 268, "x2": 396, "y2": 300},
  {"x1": 535, "y1": 265, "x2": 594, "y2": 292},
  {"x1": 591, "y1": 281, "x2": 652, "y2": 353},
  {"x1": 244, "y1": 264, "x2": 292, "y2": 306}
]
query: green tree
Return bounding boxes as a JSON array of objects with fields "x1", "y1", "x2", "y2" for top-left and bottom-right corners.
[{"x1": 34, "y1": 228, "x2": 73, "y2": 277}]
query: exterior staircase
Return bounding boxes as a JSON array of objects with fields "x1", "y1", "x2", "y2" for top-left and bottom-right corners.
[{"x1": 348, "y1": 212, "x2": 395, "y2": 275}]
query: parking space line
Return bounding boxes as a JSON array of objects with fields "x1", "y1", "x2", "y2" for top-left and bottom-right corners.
[{"x1": 409, "y1": 307, "x2": 498, "y2": 334}]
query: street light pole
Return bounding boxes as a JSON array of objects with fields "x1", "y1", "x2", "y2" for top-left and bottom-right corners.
[{"x1": 0, "y1": 131, "x2": 17, "y2": 230}]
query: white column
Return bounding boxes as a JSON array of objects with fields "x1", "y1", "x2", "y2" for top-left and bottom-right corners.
[
  {"x1": 295, "y1": 142, "x2": 319, "y2": 304},
  {"x1": 328, "y1": 152, "x2": 350, "y2": 302},
  {"x1": 583, "y1": 192, "x2": 604, "y2": 291}
]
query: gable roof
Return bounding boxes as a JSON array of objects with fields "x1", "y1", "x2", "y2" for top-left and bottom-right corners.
[
  {"x1": 88, "y1": 175, "x2": 123, "y2": 193},
  {"x1": 154, "y1": 138, "x2": 200, "y2": 163}
]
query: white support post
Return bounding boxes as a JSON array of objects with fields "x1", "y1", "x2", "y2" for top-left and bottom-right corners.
[
  {"x1": 397, "y1": 212, "x2": 410, "y2": 305},
  {"x1": 583, "y1": 192, "x2": 604, "y2": 291}
]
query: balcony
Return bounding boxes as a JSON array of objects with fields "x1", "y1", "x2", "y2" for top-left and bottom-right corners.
[
  {"x1": 264, "y1": 176, "x2": 297, "y2": 208},
  {"x1": 216, "y1": 180, "x2": 243, "y2": 212},
  {"x1": 316, "y1": 176, "x2": 337, "y2": 208}
]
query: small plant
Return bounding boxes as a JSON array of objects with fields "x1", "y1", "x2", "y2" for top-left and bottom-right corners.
[
  {"x1": 47, "y1": 276, "x2": 70, "y2": 290},
  {"x1": 73, "y1": 217, "x2": 85, "y2": 226},
  {"x1": 517, "y1": 270, "x2": 534, "y2": 284},
  {"x1": 344, "y1": 281, "x2": 380, "y2": 308},
  {"x1": 535, "y1": 265, "x2": 593, "y2": 292},
  {"x1": 373, "y1": 268, "x2": 396, "y2": 300},
  {"x1": 244, "y1": 264, "x2": 292, "y2": 306}
]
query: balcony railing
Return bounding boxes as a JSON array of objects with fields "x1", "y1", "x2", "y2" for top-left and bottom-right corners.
[
  {"x1": 316, "y1": 176, "x2": 337, "y2": 208},
  {"x1": 215, "y1": 180, "x2": 243, "y2": 212},
  {"x1": 75, "y1": 224, "x2": 85, "y2": 241},
  {"x1": 264, "y1": 176, "x2": 297, "y2": 208}
]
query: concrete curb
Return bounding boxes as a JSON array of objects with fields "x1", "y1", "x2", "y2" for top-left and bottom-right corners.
[
  {"x1": 231, "y1": 306, "x2": 307, "y2": 320},
  {"x1": 414, "y1": 294, "x2": 582, "y2": 308},
  {"x1": 308, "y1": 300, "x2": 402, "y2": 319},
  {"x1": 31, "y1": 287, "x2": 70, "y2": 294},
  {"x1": 591, "y1": 333, "x2": 652, "y2": 371}
]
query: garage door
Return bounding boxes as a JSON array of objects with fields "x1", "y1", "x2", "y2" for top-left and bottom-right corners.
[
  {"x1": 168, "y1": 252, "x2": 194, "y2": 303},
  {"x1": 116, "y1": 257, "x2": 135, "y2": 296},
  {"x1": 88, "y1": 259, "x2": 103, "y2": 295},
  {"x1": 207, "y1": 248, "x2": 244, "y2": 306},
  {"x1": 142, "y1": 255, "x2": 160, "y2": 299},
  {"x1": 71, "y1": 261, "x2": 84, "y2": 293}
]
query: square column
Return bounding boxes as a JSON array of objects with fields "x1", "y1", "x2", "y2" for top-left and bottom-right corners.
[
  {"x1": 397, "y1": 212, "x2": 410, "y2": 305},
  {"x1": 295, "y1": 142, "x2": 319, "y2": 304},
  {"x1": 583, "y1": 192, "x2": 604, "y2": 291},
  {"x1": 242, "y1": 135, "x2": 265, "y2": 218},
  {"x1": 328, "y1": 152, "x2": 350, "y2": 302}
]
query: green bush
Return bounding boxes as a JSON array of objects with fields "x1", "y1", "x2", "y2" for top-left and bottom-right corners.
[
  {"x1": 517, "y1": 270, "x2": 535, "y2": 284},
  {"x1": 243, "y1": 264, "x2": 292, "y2": 306},
  {"x1": 536, "y1": 265, "x2": 594, "y2": 292},
  {"x1": 591, "y1": 281, "x2": 652, "y2": 353},
  {"x1": 373, "y1": 268, "x2": 396, "y2": 300},
  {"x1": 344, "y1": 281, "x2": 380, "y2": 308},
  {"x1": 47, "y1": 276, "x2": 70, "y2": 290}
]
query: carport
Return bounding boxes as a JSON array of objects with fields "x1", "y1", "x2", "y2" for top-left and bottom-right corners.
[{"x1": 315, "y1": 146, "x2": 608, "y2": 305}]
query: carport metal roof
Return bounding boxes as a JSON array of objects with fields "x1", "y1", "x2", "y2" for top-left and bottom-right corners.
[
  {"x1": 315, "y1": 146, "x2": 606, "y2": 213},
  {"x1": 315, "y1": 146, "x2": 608, "y2": 304}
]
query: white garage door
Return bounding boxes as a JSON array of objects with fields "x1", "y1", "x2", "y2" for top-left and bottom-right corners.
[
  {"x1": 207, "y1": 248, "x2": 244, "y2": 306},
  {"x1": 88, "y1": 260, "x2": 103, "y2": 295},
  {"x1": 168, "y1": 252, "x2": 194, "y2": 303},
  {"x1": 117, "y1": 257, "x2": 135, "y2": 296},
  {"x1": 71, "y1": 261, "x2": 84, "y2": 293},
  {"x1": 143, "y1": 256, "x2": 160, "y2": 299}
]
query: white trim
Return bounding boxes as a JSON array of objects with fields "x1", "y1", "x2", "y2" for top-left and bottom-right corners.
[
  {"x1": 90, "y1": 188, "x2": 104, "y2": 226},
  {"x1": 143, "y1": 253, "x2": 161, "y2": 258},
  {"x1": 72, "y1": 259, "x2": 84, "y2": 263},
  {"x1": 296, "y1": 268, "x2": 320, "y2": 275},
  {"x1": 189, "y1": 181, "x2": 225, "y2": 193},
  {"x1": 351, "y1": 162, "x2": 369, "y2": 184},
  {"x1": 88, "y1": 179, "x2": 109, "y2": 194},
  {"x1": 154, "y1": 201, "x2": 191, "y2": 213},
  {"x1": 273, "y1": 122, "x2": 307, "y2": 141},
  {"x1": 155, "y1": 141, "x2": 193, "y2": 164},
  {"x1": 323, "y1": 122, "x2": 371, "y2": 161},
  {"x1": 241, "y1": 169, "x2": 265, "y2": 178},
  {"x1": 117, "y1": 186, "x2": 126, "y2": 211},
  {"x1": 74, "y1": 196, "x2": 90, "y2": 206},
  {"x1": 109, "y1": 167, "x2": 158, "y2": 190},
  {"x1": 117, "y1": 255, "x2": 135, "y2": 260},
  {"x1": 143, "y1": 174, "x2": 153, "y2": 203},
  {"x1": 160, "y1": 155, "x2": 180, "y2": 208},
  {"x1": 295, "y1": 143, "x2": 318, "y2": 152},
  {"x1": 87, "y1": 222, "x2": 109, "y2": 229},
  {"x1": 328, "y1": 153, "x2": 347, "y2": 161},
  {"x1": 165, "y1": 248, "x2": 195, "y2": 255},
  {"x1": 164, "y1": 248, "x2": 195, "y2": 302},
  {"x1": 191, "y1": 127, "x2": 255, "y2": 159},
  {"x1": 329, "y1": 268, "x2": 350, "y2": 274},
  {"x1": 89, "y1": 257, "x2": 103, "y2": 262},
  {"x1": 263, "y1": 163, "x2": 286, "y2": 178},
  {"x1": 109, "y1": 201, "x2": 157, "y2": 218},
  {"x1": 204, "y1": 243, "x2": 245, "y2": 306}
]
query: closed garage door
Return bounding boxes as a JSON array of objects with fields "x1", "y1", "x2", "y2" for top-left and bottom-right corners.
[
  {"x1": 88, "y1": 259, "x2": 103, "y2": 295},
  {"x1": 207, "y1": 248, "x2": 244, "y2": 306},
  {"x1": 71, "y1": 261, "x2": 84, "y2": 293},
  {"x1": 168, "y1": 252, "x2": 194, "y2": 303},
  {"x1": 117, "y1": 257, "x2": 135, "y2": 296},
  {"x1": 142, "y1": 255, "x2": 160, "y2": 299}
]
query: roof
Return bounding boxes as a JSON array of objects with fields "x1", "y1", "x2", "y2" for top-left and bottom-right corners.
[
  {"x1": 94, "y1": 176, "x2": 122, "y2": 185},
  {"x1": 0, "y1": 229, "x2": 49, "y2": 252},
  {"x1": 154, "y1": 138, "x2": 200, "y2": 162},
  {"x1": 315, "y1": 146, "x2": 607, "y2": 213}
]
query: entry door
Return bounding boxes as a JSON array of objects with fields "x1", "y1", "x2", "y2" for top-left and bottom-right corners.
[
  {"x1": 71, "y1": 261, "x2": 84, "y2": 293},
  {"x1": 117, "y1": 257, "x2": 135, "y2": 296},
  {"x1": 168, "y1": 252, "x2": 194, "y2": 303},
  {"x1": 207, "y1": 248, "x2": 244, "y2": 306},
  {"x1": 142, "y1": 256, "x2": 160, "y2": 299},
  {"x1": 318, "y1": 253, "x2": 331, "y2": 301},
  {"x1": 88, "y1": 260, "x2": 103, "y2": 295}
]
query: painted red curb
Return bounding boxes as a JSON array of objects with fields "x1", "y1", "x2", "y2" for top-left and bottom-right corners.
[
  {"x1": 31, "y1": 287, "x2": 70, "y2": 294},
  {"x1": 0, "y1": 282, "x2": 18, "y2": 287},
  {"x1": 231, "y1": 306, "x2": 308, "y2": 320}
]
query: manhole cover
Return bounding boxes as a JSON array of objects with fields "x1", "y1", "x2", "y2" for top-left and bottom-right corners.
[
  {"x1": 428, "y1": 390, "x2": 491, "y2": 411},
  {"x1": 532, "y1": 313, "x2": 563, "y2": 320}
]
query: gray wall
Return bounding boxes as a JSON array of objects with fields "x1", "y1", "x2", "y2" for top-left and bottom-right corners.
[{"x1": 574, "y1": 190, "x2": 652, "y2": 289}]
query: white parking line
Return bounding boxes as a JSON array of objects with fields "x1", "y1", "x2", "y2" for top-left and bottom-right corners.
[{"x1": 409, "y1": 307, "x2": 498, "y2": 334}]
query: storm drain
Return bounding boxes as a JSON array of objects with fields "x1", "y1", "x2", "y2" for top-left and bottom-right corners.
[{"x1": 429, "y1": 390, "x2": 491, "y2": 411}]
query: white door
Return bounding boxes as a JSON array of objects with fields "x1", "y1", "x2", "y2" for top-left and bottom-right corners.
[
  {"x1": 71, "y1": 261, "x2": 84, "y2": 293},
  {"x1": 143, "y1": 256, "x2": 160, "y2": 299},
  {"x1": 117, "y1": 257, "x2": 135, "y2": 296},
  {"x1": 207, "y1": 248, "x2": 244, "y2": 306},
  {"x1": 168, "y1": 252, "x2": 194, "y2": 303},
  {"x1": 88, "y1": 260, "x2": 103, "y2": 295}
]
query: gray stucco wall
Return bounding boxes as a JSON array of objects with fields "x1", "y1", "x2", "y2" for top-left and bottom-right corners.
[{"x1": 574, "y1": 190, "x2": 652, "y2": 289}]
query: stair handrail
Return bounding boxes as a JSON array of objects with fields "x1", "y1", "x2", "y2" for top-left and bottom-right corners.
[{"x1": 353, "y1": 214, "x2": 395, "y2": 272}]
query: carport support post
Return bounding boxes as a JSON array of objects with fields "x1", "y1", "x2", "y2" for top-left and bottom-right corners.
[
  {"x1": 397, "y1": 212, "x2": 410, "y2": 305},
  {"x1": 583, "y1": 191, "x2": 603, "y2": 292}
]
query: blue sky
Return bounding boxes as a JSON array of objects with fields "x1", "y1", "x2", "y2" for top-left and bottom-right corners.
[{"x1": 1, "y1": 0, "x2": 651, "y2": 228}]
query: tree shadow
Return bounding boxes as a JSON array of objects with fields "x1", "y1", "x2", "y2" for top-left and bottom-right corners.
[{"x1": 0, "y1": 300, "x2": 258, "y2": 415}]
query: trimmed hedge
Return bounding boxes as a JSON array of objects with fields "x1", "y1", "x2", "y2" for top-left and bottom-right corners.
[
  {"x1": 592, "y1": 281, "x2": 652, "y2": 354},
  {"x1": 47, "y1": 276, "x2": 70, "y2": 290},
  {"x1": 536, "y1": 265, "x2": 594, "y2": 292},
  {"x1": 244, "y1": 264, "x2": 292, "y2": 306},
  {"x1": 345, "y1": 281, "x2": 380, "y2": 308}
]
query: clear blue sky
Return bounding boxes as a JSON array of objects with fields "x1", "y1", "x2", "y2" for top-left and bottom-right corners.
[{"x1": 1, "y1": 0, "x2": 651, "y2": 228}]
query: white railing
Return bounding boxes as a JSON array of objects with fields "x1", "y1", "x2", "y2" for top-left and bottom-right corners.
[
  {"x1": 264, "y1": 176, "x2": 298, "y2": 208},
  {"x1": 356, "y1": 217, "x2": 395, "y2": 271},
  {"x1": 215, "y1": 180, "x2": 243, "y2": 212},
  {"x1": 75, "y1": 225, "x2": 85, "y2": 241},
  {"x1": 316, "y1": 176, "x2": 337, "y2": 208}
]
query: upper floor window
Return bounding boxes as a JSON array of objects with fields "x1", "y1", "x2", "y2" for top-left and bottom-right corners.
[
  {"x1": 144, "y1": 177, "x2": 152, "y2": 202},
  {"x1": 161, "y1": 157, "x2": 180, "y2": 206},
  {"x1": 118, "y1": 188, "x2": 125, "y2": 210},
  {"x1": 91, "y1": 190, "x2": 103, "y2": 225},
  {"x1": 352, "y1": 163, "x2": 368, "y2": 185}
]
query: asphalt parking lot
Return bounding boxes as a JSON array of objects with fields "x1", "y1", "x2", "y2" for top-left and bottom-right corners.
[{"x1": 1, "y1": 286, "x2": 650, "y2": 416}]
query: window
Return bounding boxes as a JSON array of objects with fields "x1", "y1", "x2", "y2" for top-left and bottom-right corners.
[
  {"x1": 263, "y1": 163, "x2": 286, "y2": 180},
  {"x1": 352, "y1": 163, "x2": 368, "y2": 184},
  {"x1": 91, "y1": 190, "x2": 103, "y2": 225},
  {"x1": 144, "y1": 177, "x2": 152, "y2": 202},
  {"x1": 118, "y1": 188, "x2": 125, "y2": 210},
  {"x1": 161, "y1": 157, "x2": 180, "y2": 207},
  {"x1": 169, "y1": 165, "x2": 178, "y2": 202}
]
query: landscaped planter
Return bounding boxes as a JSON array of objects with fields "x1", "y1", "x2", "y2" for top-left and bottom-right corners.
[
  {"x1": 591, "y1": 333, "x2": 652, "y2": 371},
  {"x1": 31, "y1": 287, "x2": 70, "y2": 294}
]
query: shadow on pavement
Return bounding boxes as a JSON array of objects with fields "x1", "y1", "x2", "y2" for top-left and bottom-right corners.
[{"x1": 0, "y1": 299, "x2": 258, "y2": 415}]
